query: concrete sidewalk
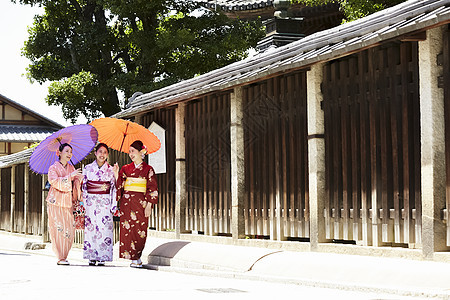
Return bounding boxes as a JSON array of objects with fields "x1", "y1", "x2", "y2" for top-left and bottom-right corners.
[
  {"x1": 2, "y1": 232, "x2": 450, "y2": 299},
  {"x1": 142, "y1": 237, "x2": 450, "y2": 299}
]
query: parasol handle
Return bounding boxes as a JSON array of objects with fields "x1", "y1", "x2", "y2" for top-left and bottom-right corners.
[{"x1": 118, "y1": 123, "x2": 129, "y2": 153}]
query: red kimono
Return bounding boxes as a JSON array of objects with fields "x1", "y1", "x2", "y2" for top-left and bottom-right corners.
[{"x1": 116, "y1": 162, "x2": 158, "y2": 260}]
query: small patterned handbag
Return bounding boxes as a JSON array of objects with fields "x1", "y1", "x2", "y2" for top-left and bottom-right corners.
[{"x1": 73, "y1": 200, "x2": 85, "y2": 230}]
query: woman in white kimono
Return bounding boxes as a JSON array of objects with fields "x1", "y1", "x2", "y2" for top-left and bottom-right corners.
[{"x1": 81, "y1": 143, "x2": 118, "y2": 266}]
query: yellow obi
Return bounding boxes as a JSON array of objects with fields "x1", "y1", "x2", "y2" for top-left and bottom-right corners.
[{"x1": 124, "y1": 177, "x2": 147, "y2": 193}]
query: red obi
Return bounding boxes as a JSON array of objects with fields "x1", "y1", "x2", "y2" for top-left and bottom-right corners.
[{"x1": 86, "y1": 180, "x2": 111, "y2": 194}]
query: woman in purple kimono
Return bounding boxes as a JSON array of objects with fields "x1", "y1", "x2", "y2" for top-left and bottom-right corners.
[{"x1": 81, "y1": 143, "x2": 118, "y2": 266}]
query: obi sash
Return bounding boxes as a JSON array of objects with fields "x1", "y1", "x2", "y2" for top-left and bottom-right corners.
[
  {"x1": 124, "y1": 177, "x2": 147, "y2": 193},
  {"x1": 86, "y1": 180, "x2": 111, "y2": 194}
]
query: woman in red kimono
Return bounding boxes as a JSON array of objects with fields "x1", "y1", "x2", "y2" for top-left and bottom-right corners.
[{"x1": 115, "y1": 140, "x2": 158, "y2": 268}]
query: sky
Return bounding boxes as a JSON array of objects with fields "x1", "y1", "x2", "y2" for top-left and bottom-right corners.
[{"x1": 0, "y1": 1, "x2": 79, "y2": 127}]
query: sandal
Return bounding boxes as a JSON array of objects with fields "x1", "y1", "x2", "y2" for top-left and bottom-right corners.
[
  {"x1": 89, "y1": 260, "x2": 97, "y2": 266},
  {"x1": 97, "y1": 261, "x2": 105, "y2": 266},
  {"x1": 130, "y1": 261, "x2": 142, "y2": 268},
  {"x1": 57, "y1": 260, "x2": 70, "y2": 265}
]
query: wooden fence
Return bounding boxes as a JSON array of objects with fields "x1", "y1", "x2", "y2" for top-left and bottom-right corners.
[
  {"x1": 142, "y1": 108, "x2": 176, "y2": 232},
  {"x1": 0, "y1": 168, "x2": 11, "y2": 231},
  {"x1": 185, "y1": 93, "x2": 232, "y2": 236},
  {"x1": 243, "y1": 72, "x2": 309, "y2": 240},
  {"x1": 322, "y1": 41, "x2": 421, "y2": 247},
  {"x1": 3, "y1": 26, "x2": 450, "y2": 256}
]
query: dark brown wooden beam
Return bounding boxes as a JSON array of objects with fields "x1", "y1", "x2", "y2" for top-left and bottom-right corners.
[{"x1": 400, "y1": 31, "x2": 427, "y2": 42}]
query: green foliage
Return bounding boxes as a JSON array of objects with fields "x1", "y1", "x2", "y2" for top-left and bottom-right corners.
[
  {"x1": 24, "y1": 142, "x2": 39, "y2": 149},
  {"x1": 47, "y1": 71, "x2": 102, "y2": 124},
  {"x1": 15, "y1": 0, "x2": 265, "y2": 122},
  {"x1": 293, "y1": 0, "x2": 405, "y2": 22}
]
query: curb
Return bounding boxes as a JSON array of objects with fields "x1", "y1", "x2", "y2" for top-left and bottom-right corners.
[{"x1": 143, "y1": 261, "x2": 450, "y2": 299}]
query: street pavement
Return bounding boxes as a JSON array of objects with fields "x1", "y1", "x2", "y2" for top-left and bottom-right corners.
[{"x1": 1, "y1": 232, "x2": 450, "y2": 299}]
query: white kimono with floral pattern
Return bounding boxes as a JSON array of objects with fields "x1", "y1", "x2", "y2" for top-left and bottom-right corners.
[{"x1": 82, "y1": 161, "x2": 117, "y2": 262}]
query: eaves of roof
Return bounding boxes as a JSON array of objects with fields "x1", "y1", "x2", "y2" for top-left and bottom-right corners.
[
  {"x1": 0, "y1": 147, "x2": 33, "y2": 169},
  {"x1": 0, "y1": 125, "x2": 58, "y2": 143},
  {"x1": 113, "y1": 0, "x2": 450, "y2": 119}
]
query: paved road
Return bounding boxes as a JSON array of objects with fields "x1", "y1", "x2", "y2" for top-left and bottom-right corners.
[{"x1": 0, "y1": 249, "x2": 427, "y2": 300}]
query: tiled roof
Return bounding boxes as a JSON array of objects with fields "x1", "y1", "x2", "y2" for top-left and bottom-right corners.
[
  {"x1": 191, "y1": 0, "x2": 274, "y2": 11},
  {"x1": 114, "y1": 0, "x2": 450, "y2": 119},
  {"x1": 0, "y1": 147, "x2": 33, "y2": 168},
  {"x1": 0, "y1": 125, "x2": 58, "y2": 142}
]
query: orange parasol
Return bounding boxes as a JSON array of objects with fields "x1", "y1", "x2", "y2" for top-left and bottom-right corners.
[{"x1": 89, "y1": 117, "x2": 161, "y2": 154}]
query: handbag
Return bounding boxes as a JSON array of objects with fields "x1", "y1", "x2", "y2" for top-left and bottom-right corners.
[
  {"x1": 73, "y1": 200, "x2": 85, "y2": 230},
  {"x1": 44, "y1": 180, "x2": 51, "y2": 191}
]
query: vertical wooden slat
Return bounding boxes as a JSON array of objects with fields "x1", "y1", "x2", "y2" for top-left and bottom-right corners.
[
  {"x1": 379, "y1": 47, "x2": 390, "y2": 243},
  {"x1": 359, "y1": 52, "x2": 371, "y2": 245},
  {"x1": 255, "y1": 84, "x2": 263, "y2": 235},
  {"x1": 401, "y1": 43, "x2": 413, "y2": 245},
  {"x1": 370, "y1": 47, "x2": 382, "y2": 247},
  {"x1": 302, "y1": 72, "x2": 310, "y2": 238},
  {"x1": 391, "y1": 45, "x2": 402, "y2": 243},
  {"x1": 41, "y1": 174, "x2": 49, "y2": 242},
  {"x1": 332, "y1": 62, "x2": 342, "y2": 240},
  {"x1": 444, "y1": 26, "x2": 450, "y2": 246},
  {"x1": 248, "y1": 86, "x2": 255, "y2": 235},
  {"x1": 273, "y1": 76, "x2": 284, "y2": 241},
  {"x1": 287, "y1": 74, "x2": 297, "y2": 237},
  {"x1": 280, "y1": 76, "x2": 288, "y2": 238},
  {"x1": 194, "y1": 101, "x2": 200, "y2": 232},
  {"x1": 224, "y1": 93, "x2": 231, "y2": 234},
  {"x1": 10, "y1": 166, "x2": 15, "y2": 232},
  {"x1": 340, "y1": 59, "x2": 350, "y2": 240},
  {"x1": 24, "y1": 164, "x2": 29, "y2": 234},
  {"x1": 217, "y1": 95, "x2": 224, "y2": 234},
  {"x1": 350, "y1": 55, "x2": 361, "y2": 242},
  {"x1": 324, "y1": 64, "x2": 333, "y2": 240},
  {"x1": 243, "y1": 88, "x2": 250, "y2": 235},
  {"x1": 189, "y1": 101, "x2": 196, "y2": 232},
  {"x1": 410, "y1": 42, "x2": 421, "y2": 246}
]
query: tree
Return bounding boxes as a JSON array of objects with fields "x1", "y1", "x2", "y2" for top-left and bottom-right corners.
[
  {"x1": 294, "y1": 0, "x2": 405, "y2": 22},
  {"x1": 15, "y1": 0, "x2": 264, "y2": 123}
]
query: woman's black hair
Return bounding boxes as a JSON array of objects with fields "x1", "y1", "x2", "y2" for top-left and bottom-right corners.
[
  {"x1": 130, "y1": 140, "x2": 144, "y2": 151},
  {"x1": 59, "y1": 143, "x2": 72, "y2": 152},
  {"x1": 95, "y1": 142, "x2": 109, "y2": 152}
]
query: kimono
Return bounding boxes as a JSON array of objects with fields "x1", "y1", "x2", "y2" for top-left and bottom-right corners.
[
  {"x1": 82, "y1": 161, "x2": 117, "y2": 262},
  {"x1": 116, "y1": 162, "x2": 158, "y2": 260},
  {"x1": 46, "y1": 161, "x2": 81, "y2": 261}
]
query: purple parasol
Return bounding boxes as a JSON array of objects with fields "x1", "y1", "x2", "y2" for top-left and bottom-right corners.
[{"x1": 29, "y1": 124, "x2": 98, "y2": 174}]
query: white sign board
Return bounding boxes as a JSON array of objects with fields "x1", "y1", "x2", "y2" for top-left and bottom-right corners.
[{"x1": 148, "y1": 121, "x2": 166, "y2": 174}]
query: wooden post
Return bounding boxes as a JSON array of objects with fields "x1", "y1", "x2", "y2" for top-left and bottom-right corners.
[
  {"x1": 307, "y1": 63, "x2": 328, "y2": 250},
  {"x1": 230, "y1": 86, "x2": 246, "y2": 241},
  {"x1": 10, "y1": 166, "x2": 15, "y2": 232},
  {"x1": 24, "y1": 163, "x2": 29, "y2": 234},
  {"x1": 134, "y1": 114, "x2": 143, "y2": 125},
  {"x1": 419, "y1": 26, "x2": 449, "y2": 257},
  {"x1": 41, "y1": 174, "x2": 49, "y2": 243},
  {"x1": 175, "y1": 103, "x2": 187, "y2": 239}
]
